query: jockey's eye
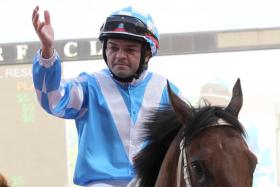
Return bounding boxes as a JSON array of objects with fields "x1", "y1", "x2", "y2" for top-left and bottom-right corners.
[{"x1": 191, "y1": 161, "x2": 206, "y2": 182}]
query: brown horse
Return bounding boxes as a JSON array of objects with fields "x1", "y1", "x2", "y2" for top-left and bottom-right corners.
[{"x1": 133, "y1": 79, "x2": 257, "y2": 187}]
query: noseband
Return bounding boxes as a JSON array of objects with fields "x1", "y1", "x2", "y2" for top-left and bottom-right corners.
[{"x1": 176, "y1": 119, "x2": 233, "y2": 187}]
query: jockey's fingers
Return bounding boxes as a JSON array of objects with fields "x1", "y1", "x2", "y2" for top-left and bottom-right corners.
[
  {"x1": 32, "y1": 6, "x2": 39, "y2": 20},
  {"x1": 32, "y1": 13, "x2": 41, "y2": 31},
  {"x1": 44, "y1": 10, "x2": 51, "y2": 25},
  {"x1": 32, "y1": 6, "x2": 40, "y2": 27}
]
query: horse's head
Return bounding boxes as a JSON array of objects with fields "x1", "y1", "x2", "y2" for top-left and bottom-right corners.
[
  {"x1": 134, "y1": 79, "x2": 257, "y2": 187},
  {"x1": 161, "y1": 78, "x2": 257, "y2": 187}
]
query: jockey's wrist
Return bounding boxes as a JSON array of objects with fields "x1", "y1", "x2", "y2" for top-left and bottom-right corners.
[{"x1": 41, "y1": 47, "x2": 54, "y2": 59}]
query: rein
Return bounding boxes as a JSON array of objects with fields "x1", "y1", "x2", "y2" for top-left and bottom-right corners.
[{"x1": 176, "y1": 119, "x2": 233, "y2": 187}]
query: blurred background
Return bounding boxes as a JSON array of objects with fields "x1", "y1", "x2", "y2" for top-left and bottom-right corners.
[{"x1": 0, "y1": 0, "x2": 279, "y2": 186}]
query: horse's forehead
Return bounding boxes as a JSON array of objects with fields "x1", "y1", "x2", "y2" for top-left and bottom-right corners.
[
  {"x1": 187, "y1": 127, "x2": 257, "y2": 181},
  {"x1": 189, "y1": 127, "x2": 257, "y2": 169},
  {"x1": 188, "y1": 127, "x2": 247, "y2": 157}
]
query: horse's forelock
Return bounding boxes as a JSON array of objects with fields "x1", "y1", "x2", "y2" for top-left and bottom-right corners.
[{"x1": 183, "y1": 105, "x2": 246, "y2": 143}]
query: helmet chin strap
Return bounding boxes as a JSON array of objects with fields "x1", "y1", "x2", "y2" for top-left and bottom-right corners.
[{"x1": 103, "y1": 39, "x2": 148, "y2": 82}]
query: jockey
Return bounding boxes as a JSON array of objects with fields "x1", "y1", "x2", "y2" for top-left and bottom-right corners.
[{"x1": 32, "y1": 6, "x2": 182, "y2": 187}]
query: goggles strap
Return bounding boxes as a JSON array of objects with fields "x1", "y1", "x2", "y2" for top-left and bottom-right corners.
[{"x1": 133, "y1": 44, "x2": 147, "y2": 79}]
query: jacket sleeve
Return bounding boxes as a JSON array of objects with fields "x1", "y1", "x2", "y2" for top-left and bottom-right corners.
[{"x1": 32, "y1": 49, "x2": 87, "y2": 119}]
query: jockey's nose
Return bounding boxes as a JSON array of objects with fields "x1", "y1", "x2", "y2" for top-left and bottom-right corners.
[{"x1": 116, "y1": 48, "x2": 126, "y2": 59}]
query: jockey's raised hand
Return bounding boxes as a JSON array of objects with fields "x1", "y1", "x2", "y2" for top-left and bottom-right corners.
[{"x1": 32, "y1": 6, "x2": 54, "y2": 59}]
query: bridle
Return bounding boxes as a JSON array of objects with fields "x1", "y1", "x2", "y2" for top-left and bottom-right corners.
[
  {"x1": 176, "y1": 119, "x2": 234, "y2": 187},
  {"x1": 177, "y1": 137, "x2": 192, "y2": 187}
]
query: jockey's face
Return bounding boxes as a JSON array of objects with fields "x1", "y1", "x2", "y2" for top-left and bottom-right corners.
[{"x1": 105, "y1": 38, "x2": 142, "y2": 78}]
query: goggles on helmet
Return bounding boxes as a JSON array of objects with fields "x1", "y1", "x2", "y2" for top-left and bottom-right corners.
[{"x1": 101, "y1": 15, "x2": 157, "y2": 40}]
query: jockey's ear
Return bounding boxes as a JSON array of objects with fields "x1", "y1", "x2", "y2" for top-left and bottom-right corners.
[
  {"x1": 167, "y1": 80, "x2": 192, "y2": 125},
  {"x1": 225, "y1": 78, "x2": 243, "y2": 117}
]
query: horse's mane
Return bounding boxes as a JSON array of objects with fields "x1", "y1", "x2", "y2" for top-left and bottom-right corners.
[{"x1": 133, "y1": 103, "x2": 246, "y2": 187}]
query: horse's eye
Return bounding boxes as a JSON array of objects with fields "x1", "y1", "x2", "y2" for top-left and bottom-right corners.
[{"x1": 191, "y1": 161, "x2": 205, "y2": 181}]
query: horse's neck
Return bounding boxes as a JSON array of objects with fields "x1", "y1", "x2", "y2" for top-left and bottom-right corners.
[{"x1": 155, "y1": 132, "x2": 183, "y2": 187}]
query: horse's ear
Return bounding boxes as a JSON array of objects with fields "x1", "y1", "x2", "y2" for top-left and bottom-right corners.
[
  {"x1": 225, "y1": 78, "x2": 243, "y2": 116},
  {"x1": 167, "y1": 80, "x2": 192, "y2": 124}
]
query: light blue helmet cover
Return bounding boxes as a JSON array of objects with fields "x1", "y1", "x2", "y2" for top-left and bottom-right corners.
[{"x1": 100, "y1": 6, "x2": 159, "y2": 57}]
